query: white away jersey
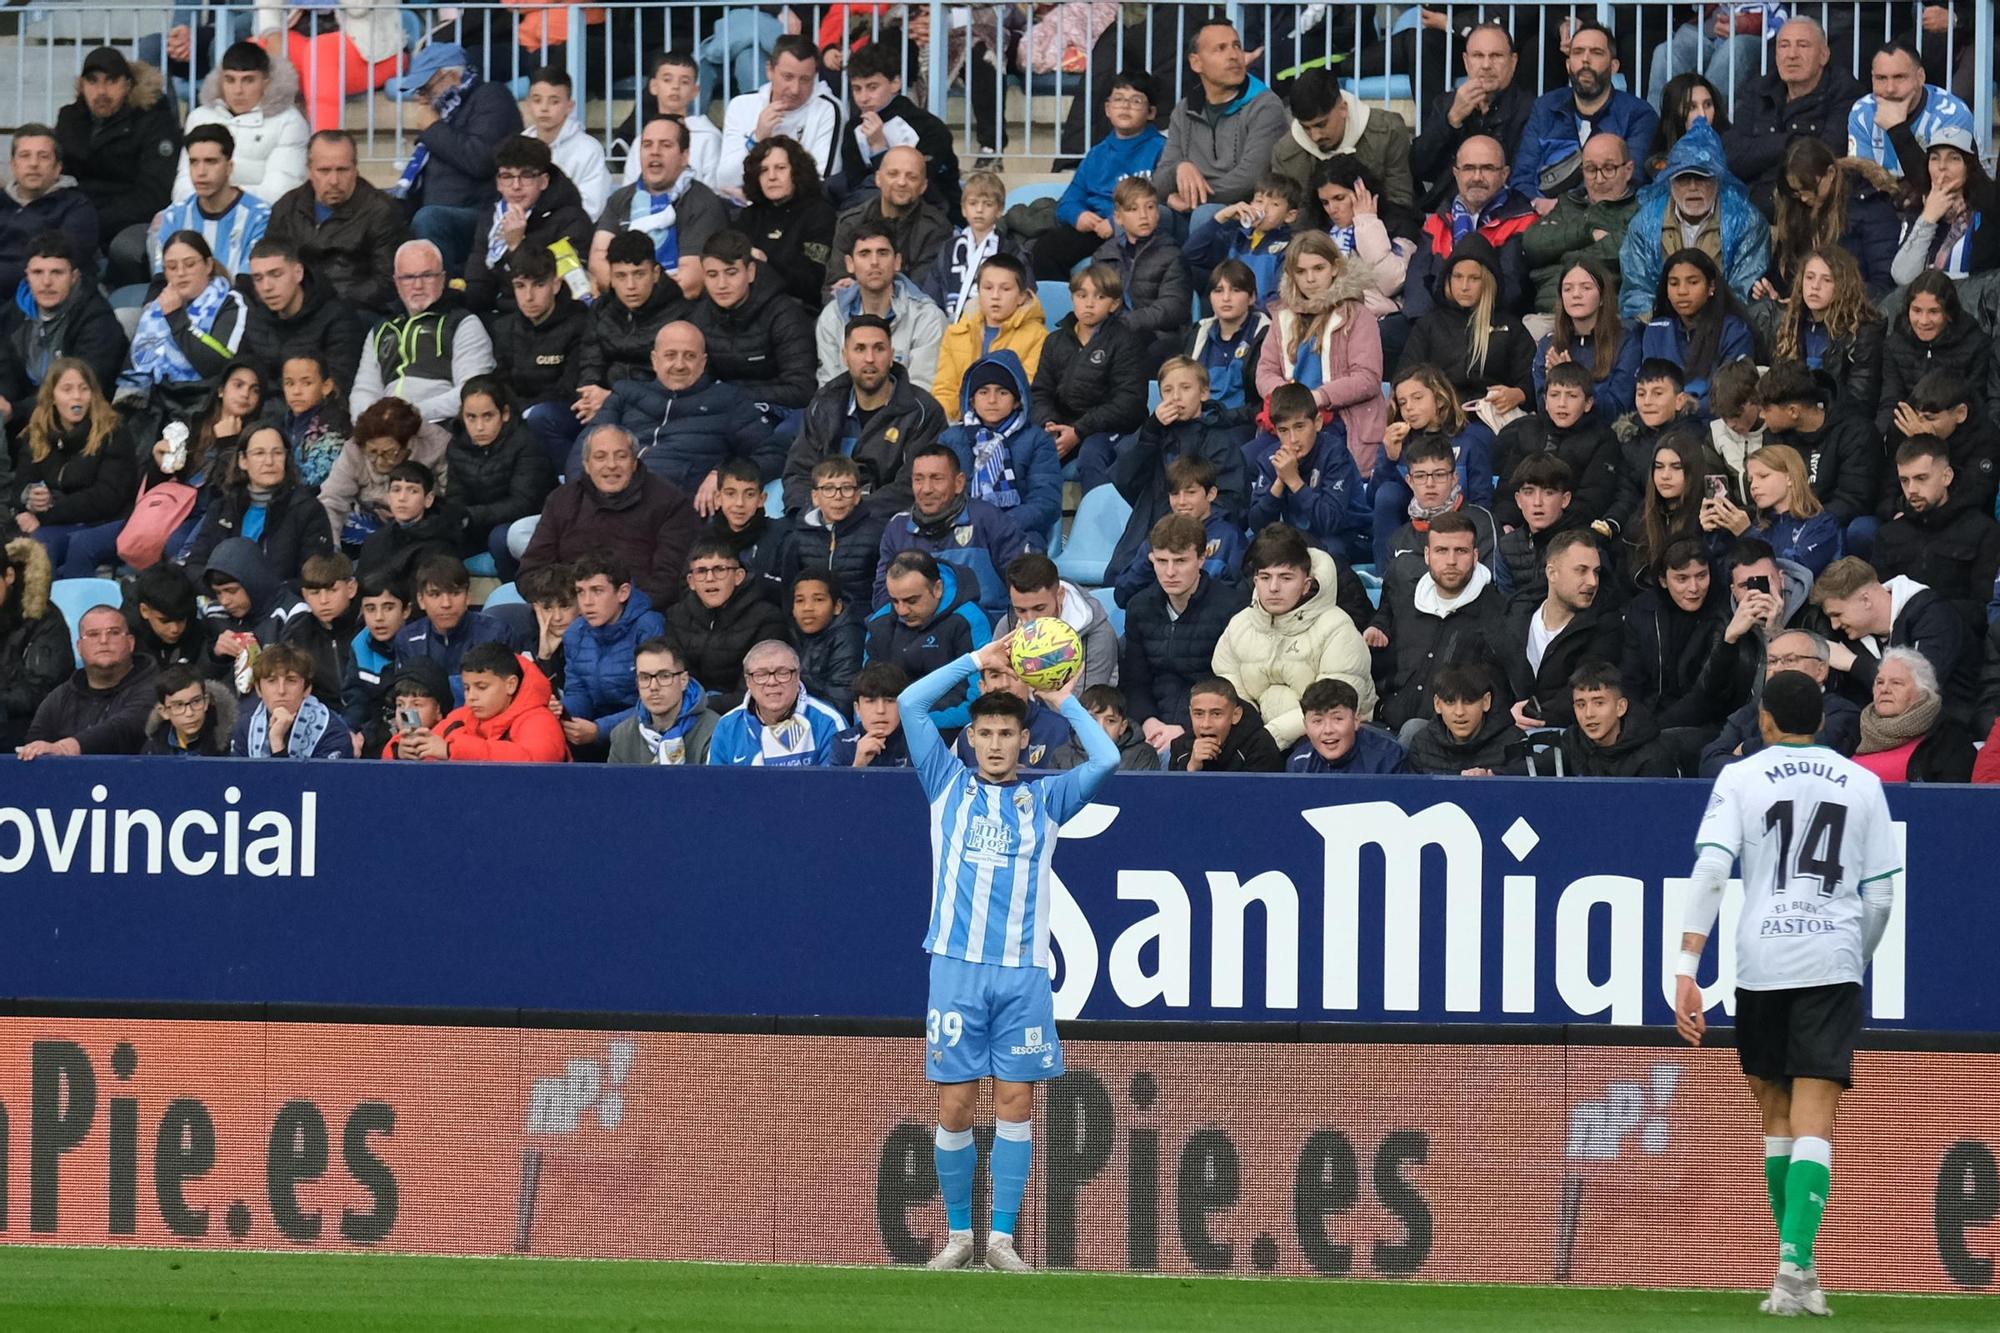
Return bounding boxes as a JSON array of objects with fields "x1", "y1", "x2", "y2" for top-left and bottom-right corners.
[{"x1": 1695, "y1": 744, "x2": 1900, "y2": 990}]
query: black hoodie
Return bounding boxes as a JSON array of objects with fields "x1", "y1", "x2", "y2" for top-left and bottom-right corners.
[
  {"x1": 1167, "y1": 700, "x2": 1284, "y2": 772},
  {"x1": 1620, "y1": 586, "x2": 1729, "y2": 729},
  {"x1": 1493, "y1": 411, "x2": 1622, "y2": 529},
  {"x1": 1553, "y1": 703, "x2": 1677, "y2": 777},
  {"x1": 1396, "y1": 234, "x2": 1535, "y2": 398},
  {"x1": 1872, "y1": 490, "x2": 2000, "y2": 636},
  {"x1": 573, "y1": 277, "x2": 690, "y2": 390},
  {"x1": 1403, "y1": 705, "x2": 1526, "y2": 775},
  {"x1": 462, "y1": 167, "x2": 594, "y2": 317},
  {"x1": 487, "y1": 284, "x2": 590, "y2": 408},
  {"x1": 688, "y1": 269, "x2": 818, "y2": 408},
  {"x1": 198, "y1": 536, "x2": 309, "y2": 650},
  {"x1": 241, "y1": 268, "x2": 367, "y2": 396}
]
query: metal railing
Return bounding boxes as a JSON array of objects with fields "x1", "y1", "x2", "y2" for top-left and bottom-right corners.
[{"x1": 1, "y1": 1, "x2": 1992, "y2": 169}]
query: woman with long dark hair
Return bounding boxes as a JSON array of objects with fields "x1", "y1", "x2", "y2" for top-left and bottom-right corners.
[
  {"x1": 1757, "y1": 137, "x2": 1900, "y2": 297},
  {"x1": 185, "y1": 424, "x2": 335, "y2": 580},
  {"x1": 1891, "y1": 128, "x2": 2000, "y2": 284},
  {"x1": 1875, "y1": 269, "x2": 1993, "y2": 434},
  {"x1": 1535, "y1": 257, "x2": 1642, "y2": 418},
  {"x1": 1771, "y1": 248, "x2": 1885, "y2": 422},
  {"x1": 1640, "y1": 248, "x2": 1755, "y2": 411},
  {"x1": 1629, "y1": 426, "x2": 1725, "y2": 588},
  {"x1": 1645, "y1": 73, "x2": 1729, "y2": 176},
  {"x1": 735, "y1": 135, "x2": 839, "y2": 307}
]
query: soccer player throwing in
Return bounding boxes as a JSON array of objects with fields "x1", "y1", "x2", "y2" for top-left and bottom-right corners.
[
  {"x1": 1674, "y1": 672, "x2": 1901, "y2": 1317},
  {"x1": 900, "y1": 634, "x2": 1119, "y2": 1272}
]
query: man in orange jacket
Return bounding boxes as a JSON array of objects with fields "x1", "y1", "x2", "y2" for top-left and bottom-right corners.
[{"x1": 393, "y1": 642, "x2": 569, "y2": 763}]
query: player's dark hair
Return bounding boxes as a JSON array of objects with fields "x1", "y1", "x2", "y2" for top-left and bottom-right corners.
[
  {"x1": 968, "y1": 690, "x2": 1030, "y2": 725},
  {"x1": 1761, "y1": 670, "x2": 1825, "y2": 735},
  {"x1": 1302, "y1": 678, "x2": 1360, "y2": 714}
]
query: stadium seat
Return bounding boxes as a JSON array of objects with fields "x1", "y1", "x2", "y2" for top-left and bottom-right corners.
[
  {"x1": 1147, "y1": 381, "x2": 1161, "y2": 412},
  {"x1": 464, "y1": 552, "x2": 499, "y2": 578},
  {"x1": 49, "y1": 578, "x2": 122, "y2": 666},
  {"x1": 483, "y1": 582, "x2": 525, "y2": 610},
  {"x1": 765, "y1": 480, "x2": 785, "y2": 518},
  {"x1": 1341, "y1": 75, "x2": 1414, "y2": 101},
  {"x1": 1005, "y1": 181, "x2": 1067, "y2": 210},
  {"x1": 1037, "y1": 280, "x2": 1073, "y2": 327},
  {"x1": 1087, "y1": 585, "x2": 1125, "y2": 639},
  {"x1": 1055, "y1": 485, "x2": 1131, "y2": 588},
  {"x1": 1355, "y1": 566, "x2": 1383, "y2": 609}
]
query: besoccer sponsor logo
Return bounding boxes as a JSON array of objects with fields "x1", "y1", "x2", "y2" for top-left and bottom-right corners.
[{"x1": 1010, "y1": 1025, "x2": 1054, "y2": 1057}]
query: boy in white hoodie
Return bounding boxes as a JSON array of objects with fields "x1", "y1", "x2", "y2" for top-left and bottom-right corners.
[{"x1": 522, "y1": 66, "x2": 611, "y2": 218}]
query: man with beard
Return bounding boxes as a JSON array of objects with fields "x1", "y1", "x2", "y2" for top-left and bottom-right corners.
[{"x1": 1513, "y1": 22, "x2": 1658, "y2": 206}]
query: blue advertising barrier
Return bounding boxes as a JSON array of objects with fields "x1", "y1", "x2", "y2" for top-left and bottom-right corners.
[{"x1": 0, "y1": 761, "x2": 1984, "y2": 1031}]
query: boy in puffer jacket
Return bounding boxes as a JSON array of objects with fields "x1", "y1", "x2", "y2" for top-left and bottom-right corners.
[{"x1": 939, "y1": 351, "x2": 1063, "y2": 549}]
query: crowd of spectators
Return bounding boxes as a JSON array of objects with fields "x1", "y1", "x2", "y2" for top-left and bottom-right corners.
[{"x1": 4, "y1": 10, "x2": 2000, "y2": 783}]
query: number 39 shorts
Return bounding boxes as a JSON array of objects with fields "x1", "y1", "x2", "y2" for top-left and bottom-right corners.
[{"x1": 924, "y1": 953, "x2": 1065, "y2": 1084}]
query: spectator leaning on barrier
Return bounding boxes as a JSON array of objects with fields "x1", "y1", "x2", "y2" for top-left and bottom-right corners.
[
  {"x1": 18, "y1": 604, "x2": 158, "y2": 759},
  {"x1": 1168, "y1": 675, "x2": 1283, "y2": 773},
  {"x1": 229, "y1": 641, "x2": 350, "y2": 759},
  {"x1": 264, "y1": 130, "x2": 409, "y2": 317},
  {"x1": 607, "y1": 635, "x2": 719, "y2": 766},
  {"x1": 1285, "y1": 678, "x2": 1408, "y2": 775},
  {"x1": 142, "y1": 662, "x2": 236, "y2": 757},
  {"x1": 57, "y1": 47, "x2": 180, "y2": 285},
  {"x1": 0, "y1": 128, "x2": 100, "y2": 302},
  {"x1": 707, "y1": 638, "x2": 845, "y2": 766},
  {"x1": 397, "y1": 641, "x2": 568, "y2": 764}
]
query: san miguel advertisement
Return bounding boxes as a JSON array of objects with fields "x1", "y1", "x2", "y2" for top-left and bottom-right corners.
[
  {"x1": 0, "y1": 762, "x2": 1993, "y2": 1031},
  {"x1": 0, "y1": 1018, "x2": 1996, "y2": 1291}
]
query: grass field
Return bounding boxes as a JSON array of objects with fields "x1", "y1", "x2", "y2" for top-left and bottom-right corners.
[{"x1": 3, "y1": 1249, "x2": 2000, "y2": 1332}]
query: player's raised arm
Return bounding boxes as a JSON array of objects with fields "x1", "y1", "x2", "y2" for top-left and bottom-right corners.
[
  {"x1": 898, "y1": 636, "x2": 1015, "y2": 794},
  {"x1": 1033, "y1": 674, "x2": 1120, "y2": 821}
]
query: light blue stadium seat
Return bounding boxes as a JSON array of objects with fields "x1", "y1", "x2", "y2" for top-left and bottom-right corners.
[
  {"x1": 49, "y1": 577, "x2": 123, "y2": 666},
  {"x1": 1147, "y1": 381, "x2": 1162, "y2": 411},
  {"x1": 1088, "y1": 585, "x2": 1125, "y2": 639},
  {"x1": 483, "y1": 581, "x2": 525, "y2": 610},
  {"x1": 1055, "y1": 485, "x2": 1132, "y2": 588},
  {"x1": 464, "y1": 552, "x2": 499, "y2": 578},
  {"x1": 1341, "y1": 75, "x2": 1414, "y2": 101},
  {"x1": 1006, "y1": 181, "x2": 1068, "y2": 211},
  {"x1": 1355, "y1": 566, "x2": 1383, "y2": 610},
  {"x1": 1037, "y1": 280, "x2": 1073, "y2": 328},
  {"x1": 765, "y1": 480, "x2": 785, "y2": 518}
]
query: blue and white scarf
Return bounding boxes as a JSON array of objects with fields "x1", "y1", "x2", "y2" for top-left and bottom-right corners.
[
  {"x1": 127, "y1": 276, "x2": 234, "y2": 386},
  {"x1": 624, "y1": 169, "x2": 696, "y2": 269},
  {"x1": 942, "y1": 228, "x2": 1002, "y2": 323},
  {"x1": 1327, "y1": 222, "x2": 1357, "y2": 254},
  {"x1": 388, "y1": 69, "x2": 477, "y2": 201},
  {"x1": 1448, "y1": 187, "x2": 1512, "y2": 242},
  {"x1": 637, "y1": 680, "x2": 709, "y2": 764},
  {"x1": 963, "y1": 407, "x2": 1024, "y2": 510},
  {"x1": 246, "y1": 693, "x2": 332, "y2": 759}
]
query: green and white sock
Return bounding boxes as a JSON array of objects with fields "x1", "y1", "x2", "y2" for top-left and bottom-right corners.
[
  {"x1": 1764, "y1": 1135, "x2": 1794, "y2": 1231},
  {"x1": 1779, "y1": 1136, "x2": 1832, "y2": 1269}
]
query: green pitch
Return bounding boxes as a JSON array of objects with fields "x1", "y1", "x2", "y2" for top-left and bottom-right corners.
[{"x1": 5, "y1": 1248, "x2": 1999, "y2": 1332}]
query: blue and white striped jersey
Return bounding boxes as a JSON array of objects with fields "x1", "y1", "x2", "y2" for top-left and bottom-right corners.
[
  {"x1": 1848, "y1": 87, "x2": 1975, "y2": 177},
  {"x1": 901, "y1": 655, "x2": 1118, "y2": 969},
  {"x1": 149, "y1": 190, "x2": 273, "y2": 277}
]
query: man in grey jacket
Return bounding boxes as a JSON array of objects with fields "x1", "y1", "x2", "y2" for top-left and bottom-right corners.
[
  {"x1": 1151, "y1": 19, "x2": 1289, "y2": 239},
  {"x1": 991, "y1": 553, "x2": 1119, "y2": 689}
]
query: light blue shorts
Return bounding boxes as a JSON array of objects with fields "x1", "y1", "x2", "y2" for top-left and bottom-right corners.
[{"x1": 924, "y1": 952, "x2": 1064, "y2": 1084}]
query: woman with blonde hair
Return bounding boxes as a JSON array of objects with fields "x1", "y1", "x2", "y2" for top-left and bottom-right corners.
[
  {"x1": 1254, "y1": 230, "x2": 1386, "y2": 478},
  {"x1": 1396, "y1": 233, "x2": 1533, "y2": 426},
  {"x1": 1707, "y1": 444, "x2": 1842, "y2": 575},
  {"x1": 13, "y1": 357, "x2": 139, "y2": 576},
  {"x1": 1771, "y1": 248, "x2": 1884, "y2": 423}
]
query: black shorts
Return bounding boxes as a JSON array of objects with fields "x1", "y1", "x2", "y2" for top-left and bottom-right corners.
[{"x1": 1734, "y1": 983, "x2": 1864, "y2": 1089}]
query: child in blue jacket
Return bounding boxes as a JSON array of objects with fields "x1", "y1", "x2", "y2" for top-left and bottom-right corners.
[
  {"x1": 1182, "y1": 174, "x2": 1302, "y2": 306},
  {"x1": 938, "y1": 351, "x2": 1064, "y2": 549},
  {"x1": 1243, "y1": 383, "x2": 1368, "y2": 565}
]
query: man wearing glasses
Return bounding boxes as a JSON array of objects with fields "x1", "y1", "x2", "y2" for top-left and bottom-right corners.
[
  {"x1": 1700, "y1": 628, "x2": 1862, "y2": 774},
  {"x1": 1513, "y1": 21, "x2": 1659, "y2": 204},
  {"x1": 1404, "y1": 135, "x2": 1539, "y2": 319},
  {"x1": 1522, "y1": 133, "x2": 1640, "y2": 311},
  {"x1": 607, "y1": 637, "x2": 720, "y2": 765},
  {"x1": 461, "y1": 136, "x2": 592, "y2": 318},
  {"x1": 18, "y1": 606, "x2": 158, "y2": 759},
  {"x1": 662, "y1": 538, "x2": 787, "y2": 709},
  {"x1": 349, "y1": 239, "x2": 497, "y2": 425},
  {"x1": 706, "y1": 638, "x2": 846, "y2": 766}
]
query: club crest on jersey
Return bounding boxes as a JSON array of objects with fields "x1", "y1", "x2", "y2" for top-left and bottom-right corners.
[
  {"x1": 1204, "y1": 539, "x2": 1220, "y2": 559},
  {"x1": 954, "y1": 526, "x2": 973, "y2": 546}
]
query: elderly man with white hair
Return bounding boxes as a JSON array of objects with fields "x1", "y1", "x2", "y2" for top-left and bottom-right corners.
[
  {"x1": 705, "y1": 638, "x2": 846, "y2": 766},
  {"x1": 349, "y1": 239, "x2": 496, "y2": 423}
]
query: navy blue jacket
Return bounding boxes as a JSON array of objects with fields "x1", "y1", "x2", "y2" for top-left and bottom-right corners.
[
  {"x1": 597, "y1": 373, "x2": 783, "y2": 495},
  {"x1": 412, "y1": 79, "x2": 523, "y2": 211},
  {"x1": 875, "y1": 495, "x2": 1031, "y2": 623},
  {"x1": 1513, "y1": 87, "x2": 1659, "y2": 198},
  {"x1": 1107, "y1": 408, "x2": 1253, "y2": 576},
  {"x1": 1639, "y1": 313, "x2": 1756, "y2": 410},
  {"x1": 560, "y1": 586, "x2": 668, "y2": 733},
  {"x1": 939, "y1": 349, "x2": 1065, "y2": 546},
  {"x1": 1285, "y1": 726, "x2": 1408, "y2": 774},
  {"x1": 1531, "y1": 325, "x2": 1643, "y2": 420},
  {"x1": 1243, "y1": 424, "x2": 1366, "y2": 548},
  {"x1": 1111, "y1": 511, "x2": 1245, "y2": 609},
  {"x1": 862, "y1": 564, "x2": 992, "y2": 730},
  {"x1": 821, "y1": 723, "x2": 911, "y2": 767},
  {"x1": 778, "y1": 506, "x2": 885, "y2": 615}
]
